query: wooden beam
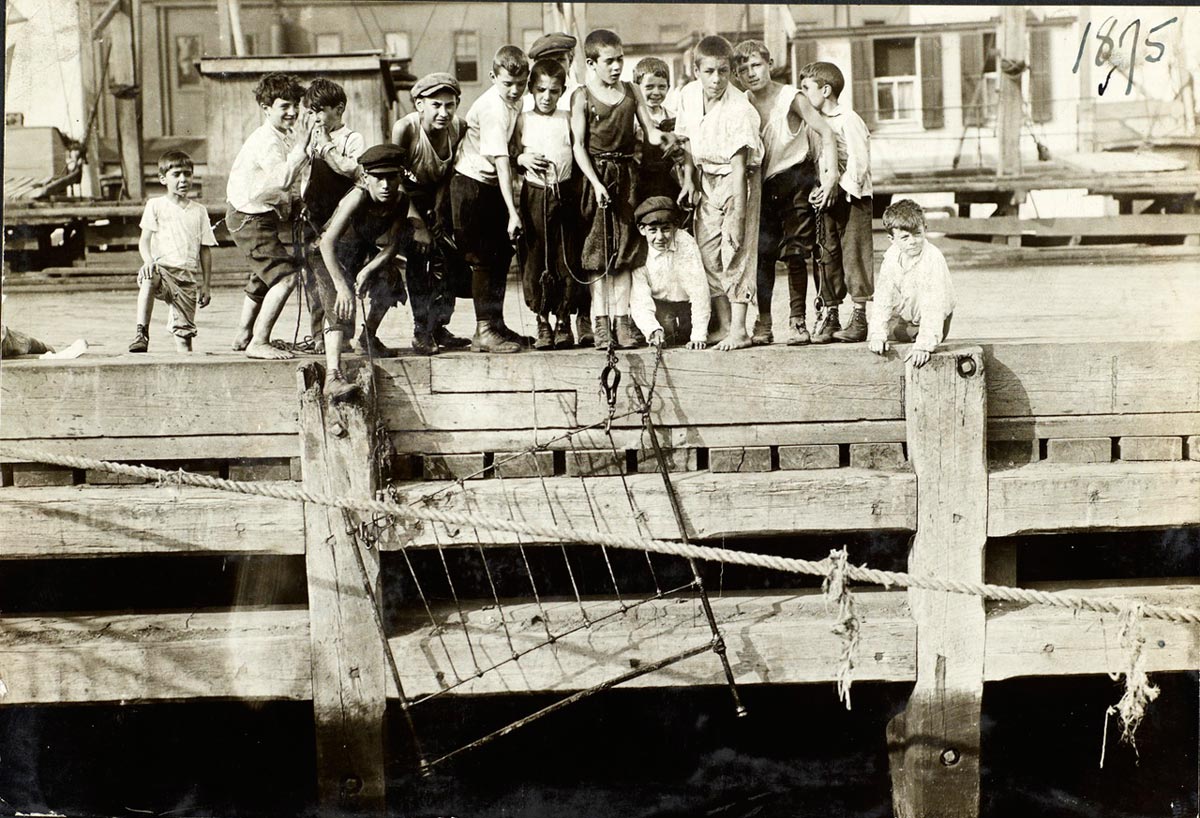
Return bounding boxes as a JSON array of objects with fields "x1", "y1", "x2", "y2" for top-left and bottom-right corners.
[
  {"x1": 0, "y1": 434, "x2": 298, "y2": 463},
  {"x1": 0, "y1": 485, "x2": 304, "y2": 558},
  {"x1": 0, "y1": 608, "x2": 311, "y2": 704},
  {"x1": 75, "y1": 0, "x2": 103, "y2": 197},
  {"x1": 988, "y1": 412, "x2": 1200, "y2": 442},
  {"x1": 1000, "y1": 8, "x2": 1027, "y2": 178},
  {"x1": 383, "y1": 468, "x2": 916, "y2": 547},
  {"x1": 987, "y1": 461, "x2": 1200, "y2": 536},
  {"x1": 297, "y1": 364, "x2": 387, "y2": 812},
  {"x1": 112, "y1": 83, "x2": 145, "y2": 200},
  {"x1": 888, "y1": 347, "x2": 987, "y2": 818}
]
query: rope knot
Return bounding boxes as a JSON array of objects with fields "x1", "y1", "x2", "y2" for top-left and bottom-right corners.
[
  {"x1": 1100, "y1": 601, "x2": 1161, "y2": 766},
  {"x1": 822, "y1": 547, "x2": 860, "y2": 711}
]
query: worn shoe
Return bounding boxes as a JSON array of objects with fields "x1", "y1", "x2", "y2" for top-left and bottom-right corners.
[
  {"x1": 576, "y1": 315, "x2": 594, "y2": 347},
  {"x1": 751, "y1": 315, "x2": 774, "y2": 346},
  {"x1": 614, "y1": 316, "x2": 641, "y2": 349},
  {"x1": 787, "y1": 319, "x2": 811, "y2": 346},
  {"x1": 592, "y1": 316, "x2": 614, "y2": 349},
  {"x1": 494, "y1": 322, "x2": 535, "y2": 348},
  {"x1": 812, "y1": 306, "x2": 841, "y2": 344},
  {"x1": 433, "y1": 326, "x2": 471, "y2": 349},
  {"x1": 471, "y1": 321, "x2": 521, "y2": 353},
  {"x1": 325, "y1": 368, "x2": 361, "y2": 403},
  {"x1": 833, "y1": 307, "x2": 868, "y2": 343},
  {"x1": 128, "y1": 324, "x2": 149, "y2": 353},
  {"x1": 534, "y1": 318, "x2": 554, "y2": 350},
  {"x1": 354, "y1": 332, "x2": 398, "y2": 358},
  {"x1": 553, "y1": 321, "x2": 575, "y2": 349},
  {"x1": 412, "y1": 333, "x2": 439, "y2": 356}
]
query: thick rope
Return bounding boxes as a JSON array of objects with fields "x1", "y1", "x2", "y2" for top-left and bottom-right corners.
[
  {"x1": 3, "y1": 444, "x2": 1199, "y2": 626},
  {"x1": 822, "y1": 548, "x2": 860, "y2": 711}
]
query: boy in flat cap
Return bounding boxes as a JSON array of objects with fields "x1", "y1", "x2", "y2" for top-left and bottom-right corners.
[
  {"x1": 629, "y1": 196, "x2": 710, "y2": 349},
  {"x1": 384, "y1": 72, "x2": 471, "y2": 355},
  {"x1": 308, "y1": 144, "x2": 409, "y2": 401},
  {"x1": 524, "y1": 32, "x2": 579, "y2": 113}
]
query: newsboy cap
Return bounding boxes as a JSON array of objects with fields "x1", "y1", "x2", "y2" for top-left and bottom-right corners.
[
  {"x1": 410, "y1": 72, "x2": 461, "y2": 99},
  {"x1": 359, "y1": 144, "x2": 406, "y2": 175},
  {"x1": 634, "y1": 195, "x2": 680, "y2": 225},
  {"x1": 528, "y1": 32, "x2": 577, "y2": 60}
]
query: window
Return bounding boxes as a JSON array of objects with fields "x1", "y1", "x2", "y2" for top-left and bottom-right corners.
[
  {"x1": 873, "y1": 37, "x2": 918, "y2": 123},
  {"x1": 980, "y1": 32, "x2": 1000, "y2": 123},
  {"x1": 385, "y1": 31, "x2": 411, "y2": 59},
  {"x1": 316, "y1": 34, "x2": 341, "y2": 54},
  {"x1": 522, "y1": 28, "x2": 541, "y2": 55},
  {"x1": 454, "y1": 31, "x2": 479, "y2": 83},
  {"x1": 241, "y1": 33, "x2": 257, "y2": 56}
]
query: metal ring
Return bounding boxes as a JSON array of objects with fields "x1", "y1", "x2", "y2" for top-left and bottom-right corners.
[{"x1": 956, "y1": 355, "x2": 978, "y2": 378}]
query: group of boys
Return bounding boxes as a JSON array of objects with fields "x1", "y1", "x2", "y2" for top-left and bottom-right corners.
[{"x1": 128, "y1": 26, "x2": 955, "y2": 388}]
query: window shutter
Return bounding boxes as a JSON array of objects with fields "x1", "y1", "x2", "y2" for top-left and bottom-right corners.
[
  {"x1": 959, "y1": 32, "x2": 985, "y2": 127},
  {"x1": 920, "y1": 35, "x2": 944, "y2": 130},
  {"x1": 850, "y1": 38, "x2": 876, "y2": 128},
  {"x1": 1029, "y1": 28, "x2": 1053, "y2": 123},
  {"x1": 793, "y1": 40, "x2": 817, "y2": 72}
]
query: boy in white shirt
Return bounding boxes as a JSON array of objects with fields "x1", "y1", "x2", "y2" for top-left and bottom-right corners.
[
  {"x1": 129, "y1": 150, "x2": 217, "y2": 353},
  {"x1": 868, "y1": 199, "x2": 956, "y2": 368},
  {"x1": 629, "y1": 196, "x2": 710, "y2": 349}
]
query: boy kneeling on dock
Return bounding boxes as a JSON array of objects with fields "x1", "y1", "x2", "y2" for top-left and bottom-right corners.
[
  {"x1": 629, "y1": 196, "x2": 710, "y2": 349},
  {"x1": 868, "y1": 199, "x2": 957, "y2": 368},
  {"x1": 308, "y1": 144, "x2": 410, "y2": 402},
  {"x1": 129, "y1": 150, "x2": 216, "y2": 353}
]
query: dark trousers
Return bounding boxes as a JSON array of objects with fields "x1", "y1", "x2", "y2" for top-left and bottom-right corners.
[
  {"x1": 226, "y1": 206, "x2": 299, "y2": 303},
  {"x1": 403, "y1": 238, "x2": 456, "y2": 337},
  {"x1": 451, "y1": 173, "x2": 512, "y2": 323},
  {"x1": 654, "y1": 298, "x2": 693, "y2": 346},
  {"x1": 757, "y1": 161, "x2": 818, "y2": 320},
  {"x1": 520, "y1": 180, "x2": 580, "y2": 319},
  {"x1": 303, "y1": 247, "x2": 355, "y2": 335},
  {"x1": 819, "y1": 194, "x2": 875, "y2": 305}
]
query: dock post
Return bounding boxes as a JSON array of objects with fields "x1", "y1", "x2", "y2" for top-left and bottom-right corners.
[
  {"x1": 887, "y1": 346, "x2": 987, "y2": 818},
  {"x1": 297, "y1": 364, "x2": 387, "y2": 813}
]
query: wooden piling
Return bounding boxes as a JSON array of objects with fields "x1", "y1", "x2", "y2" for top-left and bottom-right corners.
[
  {"x1": 887, "y1": 347, "x2": 987, "y2": 818},
  {"x1": 297, "y1": 363, "x2": 386, "y2": 813}
]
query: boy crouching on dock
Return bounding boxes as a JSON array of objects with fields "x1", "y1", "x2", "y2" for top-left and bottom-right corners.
[
  {"x1": 129, "y1": 150, "x2": 216, "y2": 353},
  {"x1": 868, "y1": 199, "x2": 956, "y2": 368},
  {"x1": 629, "y1": 196, "x2": 709, "y2": 349}
]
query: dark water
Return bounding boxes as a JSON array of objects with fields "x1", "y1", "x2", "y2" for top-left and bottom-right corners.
[{"x1": 0, "y1": 530, "x2": 1194, "y2": 817}]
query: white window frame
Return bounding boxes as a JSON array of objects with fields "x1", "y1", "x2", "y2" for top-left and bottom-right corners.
[
  {"x1": 454, "y1": 30, "x2": 480, "y2": 83},
  {"x1": 872, "y1": 37, "x2": 921, "y2": 125},
  {"x1": 385, "y1": 31, "x2": 411, "y2": 60}
]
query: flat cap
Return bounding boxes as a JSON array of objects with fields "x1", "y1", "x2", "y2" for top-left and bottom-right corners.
[
  {"x1": 410, "y1": 72, "x2": 461, "y2": 100},
  {"x1": 635, "y1": 195, "x2": 679, "y2": 225},
  {"x1": 528, "y1": 32, "x2": 577, "y2": 60},
  {"x1": 359, "y1": 143, "x2": 406, "y2": 175}
]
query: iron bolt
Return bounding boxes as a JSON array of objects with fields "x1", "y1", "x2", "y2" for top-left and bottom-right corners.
[
  {"x1": 940, "y1": 748, "x2": 961, "y2": 766},
  {"x1": 956, "y1": 356, "x2": 978, "y2": 377}
]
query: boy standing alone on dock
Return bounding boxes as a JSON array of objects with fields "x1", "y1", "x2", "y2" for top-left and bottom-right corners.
[
  {"x1": 226, "y1": 72, "x2": 313, "y2": 360},
  {"x1": 129, "y1": 150, "x2": 216, "y2": 353}
]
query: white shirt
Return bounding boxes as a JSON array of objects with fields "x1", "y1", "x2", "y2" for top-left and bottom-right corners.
[
  {"x1": 226, "y1": 121, "x2": 310, "y2": 214},
  {"x1": 629, "y1": 229, "x2": 711, "y2": 343},
  {"x1": 455, "y1": 85, "x2": 521, "y2": 186},
  {"x1": 675, "y1": 80, "x2": 762, "y2": 175},
  {"x1": 868, "y1": 241, "x2": 957, "y2": 353},
  {"x1": 757, "y1": 84, "x2": 812, "y2": 181},
  {"x1": 139, "y1": 196, "x2": 218, "y2": 273},
  {"x1": 518, "y1": 109, "x2": 573, "y2": 185},
  {"x1": 822, "y1": 106, "x2": 872, "y2": 199},
  {"x1": 303, "y1": 124, "x2": 365, "y2": 190}
]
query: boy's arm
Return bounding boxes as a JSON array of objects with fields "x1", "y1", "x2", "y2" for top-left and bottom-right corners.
[
  {"x1": 319, "y1": 130, "x2": 364, "y2": 178},
  {"x1": 843, "y1": 114, "x2": 871, "y2": 193},
  {"x1": 494, "y1": 156, "x2": 521, "y2": 241},
  {"x1": 628, "y1": 268, "x2": 663, "y2": 343},
  {"x1": 867, "y1": 255, "x2": 897, "y2": 352},
  {"x1": 249, "y1": 114, "x2": 315, "y2": 205},
  {"x1": 137, "y1": 228, "x2": 155, "y2": 281},
  {"x1": 570, "y1": 88, "x2": 608, "y2": 206},
  {"x1": 198, "y1": 245, "x2": 212, "y2": 307},
  {"x1": 912, "y1": 254, "x2": 951, "y2": 354},
  {"x1": 724, "y1": 148, "x2": 747, "y2": 252},
  {"x1": 790, "y1": 94, "x2": 840, "y2": 208},
  {"x1": 630, "y1": 82, "x2": 673, "y2": 150},
  {"x1": 681, "y1": 236, "x2": 712, "y2": 345},
  {"x1": 359, "y1": 211, "x2": 407, "y2": 289},
  {"x1": 318, "y1": 188, "x2": 364, "y2": 320},
  {"x1": 677, "y1": 151, "x2": 699, "y2": 207}
]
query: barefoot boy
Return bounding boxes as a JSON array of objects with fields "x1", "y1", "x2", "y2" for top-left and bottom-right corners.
[
  {"x1": 226, "y1": 72, "x2": 313, "y2": 360},
  {"x1": 675, "y1": 35, "x2": 763, "y2": 351},
  {"x1": 868, "y1": 200, "x2": 956, "y2": 368},
  {"x1": 129, "y1": 150, "x2": 216, "y2": 353},
  {"x1": 629, "y1": 196, "x2": 710, "y2": 349},
  {"x1": 734, "y1": 40, "x2": 839, "y2": 346}
]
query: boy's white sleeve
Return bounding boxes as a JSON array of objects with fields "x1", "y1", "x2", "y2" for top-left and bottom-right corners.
[
  {"x1": 629, "y1": 267, "x2": 663, "y2": 339},
  {"x1": 843, "y1": 114, "x2": 871, "y2": 195},
  {"x1": 867, "y1": 250, "x2": 898, "y2": 344},
  {"x1": 913, "y1": 250, "x2": 952, "y2": 353},
  {"x1": 479, "y1": 97, "x2": 514, "y2": 159},
  {"x1": 679, "y1": 235, "x2": 711, "y2": 343},
  {"x1": 138, "y1": 200, "x2": 158, "y2": 232},
  {"x1": 250, "y1": 136, "x2": 308, "y2": 206},
  {"x1": 200, "y1": 210, "x2": 218, "y2": 247},
  {"x1": 323, "y1": 130, "x2": 366, "y2": 178}
]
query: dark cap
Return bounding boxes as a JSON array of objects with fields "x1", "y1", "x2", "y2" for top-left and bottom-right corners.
[
  {"x1": 359, "y1": 144, "x2": 405, "y2": 175},
  {"x1": 410, "y1": 72, "x2": 461, "y2": 100},
  {"x1": 528, "y1": 32, "x2": 577, "y2": 60},
  {"x1": 635, "y1": 195, "x2": 679, "y2": 225}
]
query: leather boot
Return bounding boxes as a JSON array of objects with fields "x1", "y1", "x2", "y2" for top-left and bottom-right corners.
[
  {"x1": 576, "y1": 315, "x2": 594, "y2": 347},
  {"x1": 534, "y1": 317, "x2": 554, "y2": 350},
  {"x1": 833, "y1": 307, "x2": 868, "y2": 342},
  {"x1": 471, "y1": 321, "x2": 521, "y2": 353},
  {"x1": 812, "y1": 305, "x2": 841, "y2": 344},
  {"x1": 614, "y1": 315, "x2": 640, "y2": 349},
  {"x1": 592, "y1": 315, "x2": 613, "y2": 349}
]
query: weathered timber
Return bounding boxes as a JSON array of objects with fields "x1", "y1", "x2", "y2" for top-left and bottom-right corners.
[
  {"x1": 0, "y1": 485, "x2": 304, "y2": 558},
  {"x1": 0, "y1": 608, "x2": 311, "y2": 703},
  {"x1": 493, "y1": 451, "x2": 556, "y2": 478},
  {"x1": 778, "y1": 444, "x2": 840, "y2": 470},
  {"x1": 1045, "y1": 437, "x2": 1112, "y2": 463},
  {"x1": 988, "y1": 412, "x2": 1200, "y2": 441},
  {"x1": 383, "y1": 469, "x2": 916, "y2": 547},
  {"x1": 10, "y1": 463, "x2": 75, "y2": 487},
  {"x1": 0, "y1": 434, "x2": 299, "y2": 463},
  {"x1": 634, "y1": 447, "x2": 698, "y2": 473},
  {"x1": 1189, "y1": 436, "x2": 1200, "y2": 461},
  {"x1": 565, "y1": 449, "x2": 627, "y2": 477},
  {"x1": 888, "y1": 347, "x2": 987, "y2": 818},
  {"x1": 423, "y1": 453, "x2": 487, "y2": 481},
  {"x1": 987, "y1": 461, "x2": 1200, "y2": 535},
  {"x1": 987, "y1": 440, "x2": 1039, "y2": 468},
  {"x1": 849, "y1": 442, "x2": 907, "y2": 470},
  {"x1": 297, "y1": 364, "x2": 386, "y2": 812},
  {"x1": 709, "y1": 447, "x2": 772, "y2": 473},
  {"x1": 1118, "y1": 436, "x2": 1183, "y2": 461}
]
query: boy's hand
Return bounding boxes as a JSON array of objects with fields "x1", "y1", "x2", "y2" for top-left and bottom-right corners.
[
  {"x1": 333, "y1": 285, "x2": 355, "y2": 322},
  {"x1": 592, "y1": 183, "x2": 610, "y2": 208},
  {"x1": 198, "y1": 286, "x2": 211, "y2": 308},
  {"x1": 648, "y1": 329, "x2": 664, "y2": 347},
  {"x1": 518, "y1": 152, "x2": 550, "y2": 175},
  {"x1": 677, "y1": 180, "x2": 698, "y2": 208},
  {"x1": 722, "y1": 207, "x2": 743, "y2": 253},
  {"x1": 507, "y1": 212, "x2": 523, "y2": 243},
  {"x1": 137, "y1": 262, "x2": 156, "y2": 283},
  {"x1": 355, "y1": 266, "x2": 378, "y2": 297},
  {"x1": 868, "y1": 339, "x2": 887, "y2": 356},
  {"x1": 808, "y1": 185, "x2": 832, "y2": 211},
  {"x1": 686, "y1": 339, "x2": 708, "y2": 350},
  {"x1": 411, "y1": 222, "x2": 432, "y2": 252},
  {"x1": 905, "y1": 348, "x2": 931, "y2": 368}
]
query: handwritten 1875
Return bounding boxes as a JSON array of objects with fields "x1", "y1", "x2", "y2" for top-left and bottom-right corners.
[{"x1": 1072, "y1": 16, "x2": 1178, "y2": 96}]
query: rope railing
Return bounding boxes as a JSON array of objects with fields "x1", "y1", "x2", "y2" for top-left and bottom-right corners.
[{"x1": 2, "y1": 443, "x2": 1197, "y2": 626}]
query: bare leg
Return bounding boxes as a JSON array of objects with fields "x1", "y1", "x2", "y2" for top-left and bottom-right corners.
[
  {"x1": 324, "y1": 328, "x2": 343, "y2": 374},
  {"x1": 715, "y1": 301, "x2": 753, "y2": 351},
  {"x1": 233, "y1": 296, "x2": 260, "y2": 351},
  {"x1": 136, "y1": 278, "x2": 156, "y2": 326},
  {"x1": 707, "y1": 294, "x2": 731, "y2": 344},
  {"x1": 245, "y1": 277, "x2": 297, "y2": 360}
]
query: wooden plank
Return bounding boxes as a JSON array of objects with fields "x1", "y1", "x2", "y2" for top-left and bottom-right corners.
[
  {"x1": 1118, "y1": 436, "x2": 1183, "y2": 462},
  {"x1": 849, "y1": 442, "x2": 907, "y2": 470},
  {"x1": 297, "y1": 364, "x2": 387, "y2": 812},
  {"x1": 1045, "y1": 437, "x2": 1111, "y2": 463},
  {"x1": 494, "y1": 451, "x2": 556, "y2": 478},
  {"x1": 988, "y1": 412, "x2": 1200, "y2": 441},
  {"x1": 988, "y1": 461, "x2": 1200, "y2": 536},
  {"x1": 423, "y1": 454, "x2": 486, "y2": 481},
  {"x1": 0, "y1": 607, "x2": 311, "y2": 703},
  {"x1": 1188, "y1": 436, "x2": 1200, "y2": 461},
  {"x1": 10, "y1": 463, "x2": 75, "y2": 487},
  {"x1": 924, "y1": 214, "x2": 1200, "y2": 237},
  {"x1": 0, "y1": 434, "x2": 298, "y2": 463},
  {"x1": 888, "y1": 347, "x2": 987, "y2": 818},
  {"x1": 709, "y1": 447, "x2": 772, "y2": 473},
  {"x1": 0, "y1": 485, "x2": 304, "y2": 558},
  {"x1": 383, "y1": 469, "x2": 916, "y2": 547},
  {"x1": 778, "y1": 444, "x2": 840, "y2": 470}
]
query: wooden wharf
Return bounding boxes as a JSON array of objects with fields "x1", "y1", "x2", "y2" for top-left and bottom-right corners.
[{"x1": 0, "y1": 341, "x2": 1197, "y2": 815}]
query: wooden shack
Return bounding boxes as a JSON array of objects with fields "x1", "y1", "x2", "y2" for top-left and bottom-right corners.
[{"x1": 198, "y1": 54, "x2": 392, "y2": 197}]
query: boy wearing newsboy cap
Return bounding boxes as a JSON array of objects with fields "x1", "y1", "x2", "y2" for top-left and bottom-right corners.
[{"x1": 629, "y1": 196, "x2": 711, "y2": 349}]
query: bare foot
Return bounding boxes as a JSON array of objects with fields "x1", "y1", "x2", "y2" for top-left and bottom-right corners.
[
  {"x1": 245, "y1": 341, "x2": 294, "y2": 360},
  {"x1": 715, "y1": 331, "x2": 752, "y2": 351},
  {"x1": 232, "y1": 329, "x2": 252, "y2": 351},
  {"x1": 706, "y1": 324, "x2": 731, "y2": 345}
]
